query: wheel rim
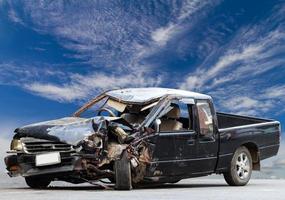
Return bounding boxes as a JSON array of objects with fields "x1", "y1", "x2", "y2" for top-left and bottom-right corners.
[{"x1": 236, "y1": 152, "x2": 250, "y2": 180}]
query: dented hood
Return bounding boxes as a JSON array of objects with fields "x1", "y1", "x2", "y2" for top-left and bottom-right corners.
[{"x1": 14, "y1": 116, "x2": 120, "y2": 144}]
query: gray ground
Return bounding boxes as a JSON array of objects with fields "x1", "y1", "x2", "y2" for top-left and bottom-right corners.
[{"x1": 1, "y1": 173, "x2": 285, "y2": 200}]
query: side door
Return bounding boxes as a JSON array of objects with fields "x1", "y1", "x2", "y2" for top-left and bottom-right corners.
[
  {"x1": 147, "y1": 98, "x2": 198, "y2": 177},
  {"x1": 194, "y1": 99, "x2": 219, "y2": 174}
]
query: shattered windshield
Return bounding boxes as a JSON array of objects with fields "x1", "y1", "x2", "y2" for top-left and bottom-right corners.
[
  {"x1": 77, "y1": 96, "x2": 158, "y2": 126},
  {"x1": 78, "y1": 97, "x2": 113, "y2": 118}
]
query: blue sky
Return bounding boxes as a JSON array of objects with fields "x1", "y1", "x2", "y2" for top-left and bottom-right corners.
[
  {"x1": 0, "y1": 0, "x2": 285, "y2": 139},
  {"x1": 0, "y1": 0, "x2": 285, "y2": 179}
]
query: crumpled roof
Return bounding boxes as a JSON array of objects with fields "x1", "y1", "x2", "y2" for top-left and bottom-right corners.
[{"x1": 106, "y1": 87, "x2": 211, "y2": 104}]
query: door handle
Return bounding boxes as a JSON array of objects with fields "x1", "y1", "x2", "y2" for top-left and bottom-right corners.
[{"x1": 187, "y1": 139, "x2": 195, "y2": 145}]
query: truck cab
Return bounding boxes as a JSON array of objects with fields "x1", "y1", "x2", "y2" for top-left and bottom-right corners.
[{"x1": 142, "y1": 97, "x2": 219, "y2": 181}]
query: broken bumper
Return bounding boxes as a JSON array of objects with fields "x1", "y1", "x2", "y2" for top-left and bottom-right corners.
[{"x1": 4, "y1": 152, "x2": 80, "y2": 177}]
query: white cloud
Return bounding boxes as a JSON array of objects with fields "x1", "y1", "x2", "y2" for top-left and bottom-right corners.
[
  {"x1": 151, "y1": 0, "x2": 213, "y2": 46},
  {"x1": 179, "y1": 4, "x2": 285, "y2": 116},
  {"x1": 219, "y1": 95, "x2": 274, "y2": 116},
  {"x1": 0, "y1": 61, "x2": 163, "y2": 103},
  {"x1": 7, "y1": 9, "x2": 24, "y2": 25},
  {"x1": 1, "y1": 1, "x2": 216, "y2": 102},
  {"x1": 3, "y1": 1, "x2": 285, "y2": 114},
  {"x1": 151, "y1": 23, "x2": 177, "y2": 46},
  {"x1": 24, "y1": 70, "x2": 163, "y2": 102},
  {"x1": 178, "y1": 0, "x2": 208, "y2": 21},
  {"x1": 208, "y1": 45, "x2": 262, "y2": 77},
  {"x1": 0, "y1": 63, "x2": 67, "y2": 86},
  {"x1": 16, "y1": 1, "x2": 160, "y2": 69},
  {"x1": 180, "y1": 29, "x2": 285, "y2": 91},
  {"x1": 206, "y1": 78, "x2": 285, "y2": 117},
  {"x1": 24, "y1": 83, "x2": 87, "y2": 102},
  {"x1": 264, "y1": 85, "x2": 285, "y2": 99},
  {"x1": 224, "y1": 96, "x2": 259, "y2": 110},
  {"x1": 72, "y1": 70, "x2": 162, "y2": 90},
  {"x1": 179, "y1": 1, "x2": 285, "y2": 92}
]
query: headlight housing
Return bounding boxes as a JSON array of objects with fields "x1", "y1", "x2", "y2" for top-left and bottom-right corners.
[{"x1": 10, "y1": 139, "x2": 23, "y2": 151}]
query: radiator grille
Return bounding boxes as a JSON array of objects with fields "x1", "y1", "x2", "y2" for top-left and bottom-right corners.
[{"x1": 22, "y1": 138, "x2": 74, "y2": 154}]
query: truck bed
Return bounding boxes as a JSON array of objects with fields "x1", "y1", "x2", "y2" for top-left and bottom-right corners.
[
  {"x1": 217, "y1": 112, "x2": 275, "y2": 130},
  {"x1": 216, "y1": 112, "x2": 280, "y2": 173}
]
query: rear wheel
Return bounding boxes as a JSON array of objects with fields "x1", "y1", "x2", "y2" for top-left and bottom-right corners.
[
  {"x1": 224, "y1": 146, "x2": 252, "y2": 186},
  {"x1": 114, "y1": 151, "x2": 132, "y2": 190},
  {"x1": 25, "y1": 176, "x2": 51, "y2": 189}
]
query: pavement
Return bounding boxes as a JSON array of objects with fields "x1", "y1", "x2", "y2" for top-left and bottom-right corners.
[{"x1": 1, "y1": 174, "x2": 285, "y2": 200}]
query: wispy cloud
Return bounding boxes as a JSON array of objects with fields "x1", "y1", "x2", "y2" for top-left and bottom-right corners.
[
  {"x1": 24, "y1": 83, "x2": 87, "y2": 102},
  {"x1": 221, "y1": 95, "x2": 274, "y2": 116},
  {"x1": 179, "y1": 4, "x2": 285, "y2": 116},
  {"x1": 14, "y1": 1, "x2": 158, "y2": 68},
  {"x1": 0, "y1": 61, "x2": 162, "y2": 102},
  {"x1": 24, "y1": 70, "x2": 162, "y2": 102},
  {"x1": 0, "y1": 62, "x2": 67, "y2": 86},
  {"x1": 264, "y1": 85, "x2": 285, "y2": 99},
  {"x1": 151, "y1": 23, "x2": 177, "y2": 46},
  {"x1": 7, "y1": 8, "x2": 24, "y2": 25},
  {"x1": 151, "y1": 0, "x2": 215, "y2": 46},
  {"x1": 2, "y1": 0, "x2": 285, "y2": 118},
  {"x1": 2, "y1": 1, "x2": 217, "y2": 102},
  {"x1": 180, "y1": 29, "x2": 285, "y2": 91}
]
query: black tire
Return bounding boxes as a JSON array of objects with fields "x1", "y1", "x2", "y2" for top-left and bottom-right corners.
[
  {"x1": 224, "y1": 146, "x2": 252, "y2": 186},
  {"x1": 25, "y1": 176, "x2": 51, "y2": 189},
  {"x1": 114, "y1": 151, "x2": 132, "y2": 190}
]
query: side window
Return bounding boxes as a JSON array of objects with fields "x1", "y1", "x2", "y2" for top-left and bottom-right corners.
[
  {"x1": 197, "y1": 100, "x2": 214, "y2": 137},
  {"x1": 159, "y1": 100, "x2": 193, "y2": 132},
  {"x1": 176, "y1": 101, "x2": 192, "y2": 130}
]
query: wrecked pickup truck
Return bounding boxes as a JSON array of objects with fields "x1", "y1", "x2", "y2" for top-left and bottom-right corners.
[{"x1": 5, "y1": 88, "x2": 280, "y2": 190}]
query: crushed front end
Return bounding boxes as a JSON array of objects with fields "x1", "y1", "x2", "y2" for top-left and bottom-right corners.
[{"x1": 4, "y1": 116, "x2": 152, "y2": 187}]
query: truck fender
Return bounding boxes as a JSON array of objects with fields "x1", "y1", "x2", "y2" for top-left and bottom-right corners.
[{"x1": 241, "y1": 142, "x2": 260, "y2": 170}]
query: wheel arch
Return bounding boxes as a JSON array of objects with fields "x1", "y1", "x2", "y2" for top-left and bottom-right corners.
[{"x1": 241, "y1": 142, "x2": 260, "y2": 170}]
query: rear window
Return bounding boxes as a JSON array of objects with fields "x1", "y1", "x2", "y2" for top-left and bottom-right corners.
[{"x1": 197, "y1": 100, "x2": 214, "y2": 137}]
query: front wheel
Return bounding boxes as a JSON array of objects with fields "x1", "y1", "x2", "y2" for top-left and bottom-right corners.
[
  {"x1": 25, "y1": 176, "x2": 51, "y2": 189},
  {"x1": 224, "y1": 146, "x2": 252, "y2": 186},
  {"x1": 114, "y1": 151, "x2": 132, "y2": 190}
]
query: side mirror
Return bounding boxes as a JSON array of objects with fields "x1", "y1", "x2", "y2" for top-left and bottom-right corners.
[{"x1": 154, "y1": 119, "x2": 161, "y2": 132}]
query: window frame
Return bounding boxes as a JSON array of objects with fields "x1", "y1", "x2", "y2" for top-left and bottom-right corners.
[
  {"x1": 195, "y1": 99, "x2": 215, "y2": 138},
  {"x1": 158, "y1": 99, "x2": 195, "y2": 133}
]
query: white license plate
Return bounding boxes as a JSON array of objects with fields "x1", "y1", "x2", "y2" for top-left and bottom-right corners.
[{"x1": 35, "y1": 152, "x2": 61, "y2": 167}]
